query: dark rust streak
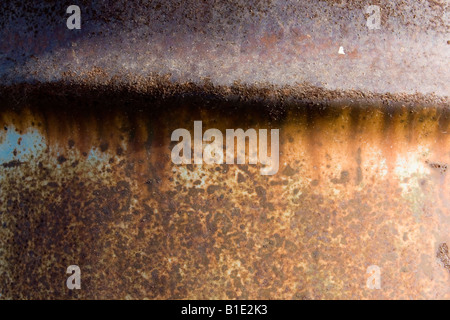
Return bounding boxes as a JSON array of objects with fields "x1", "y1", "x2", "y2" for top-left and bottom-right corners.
[{"x1": 437, "y1": 243, "x2": 450, "y2": 273}]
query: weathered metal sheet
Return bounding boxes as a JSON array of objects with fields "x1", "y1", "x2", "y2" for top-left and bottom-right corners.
[
  {"x1": 0, "y1": 83, "x2": 448, "y2": 299},
  {"x1": 0, "y1": 0, "x2": 449, "y2": 300},
  {"x1": 1, "y1": 0, "x2": 449, "y2": 95}
]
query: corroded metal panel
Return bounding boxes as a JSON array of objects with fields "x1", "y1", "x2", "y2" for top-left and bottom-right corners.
[
  {"x1": 0, "y1": 84, "x2": 449, "y2": 299},
  {"x1": 0, "y1": 0, "x2": 449, "y2": 300},
  {"x1": 1, "y1": 0, "x2": 449, "y2": 95}
]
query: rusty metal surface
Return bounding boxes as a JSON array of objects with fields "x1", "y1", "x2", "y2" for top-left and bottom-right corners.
[
  {"x1": 0, "y1": 1, "x2": 449, "y2": 300},
  {"x1": 0, "y1": 83, "x2": 449, "y2": 299},
  {"x1": 0, "y1": 0, "x2": 449, "y2": 96}
]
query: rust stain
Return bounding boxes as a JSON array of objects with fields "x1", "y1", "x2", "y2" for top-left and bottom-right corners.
[
  {"x1": 437, "y1": 243, "x2": 450, "y2": 273},
  {"x1": 0, "y1": 81, "x2": 449, "y2": 299}
]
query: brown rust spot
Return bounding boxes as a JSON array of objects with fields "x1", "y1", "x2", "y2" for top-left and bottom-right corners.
[
  {"x1": 426, "y1": 161, "x2": 448, "y2": 174},
  {"x1": 437, "y1": 243, "x2": 450, "y2": 273},
  {"x1": 2, "y1": 160, "x2": 23, "y2": 168}
]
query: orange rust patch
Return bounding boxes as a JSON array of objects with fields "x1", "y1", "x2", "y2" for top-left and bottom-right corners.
[{"x1": 0, "y1": 82, "x2": 449, "y2": 299}]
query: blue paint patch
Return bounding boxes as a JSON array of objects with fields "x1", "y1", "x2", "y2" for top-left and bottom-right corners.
[
  {"x1": 86, "y1": 149, "x2": 99, "y2": 161},
  {"x1": 86, "y1": 148, "x2": 111, "y2": 163},
  {"x1": 0, "y1": 127, "x2": 46, "y2": 164}
]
